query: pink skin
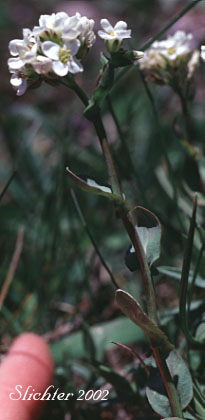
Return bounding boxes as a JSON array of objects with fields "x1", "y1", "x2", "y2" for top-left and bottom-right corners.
[{"x1": 0, "y1": 333, "x2": 54, "y2": 420}]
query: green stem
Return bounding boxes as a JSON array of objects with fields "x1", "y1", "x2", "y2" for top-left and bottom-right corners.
[
  {"x1": 70, "y1": 188, "x2": 120, "y2": 289},
  {"x1": 92, "y1": 115, "x2": 122, "y2": 197},
  {"x1": 142, "y1": 0, "x2": 203, "y2": 51},
  {"x1": 93, "y1": 112, "x2": 158, "y2": 322},
  {"x1": 106, "y1": 94, "x2": 148, "y2": 205},
  {"x1": 69, "y1": 82, "x2": 158, "y2": 323},
  {"x1": 61, "y1": 76, "x2": 89, "y2": 106},
  {"x1": 64, "y1": 79, "x2": 184, "y2": 416}
]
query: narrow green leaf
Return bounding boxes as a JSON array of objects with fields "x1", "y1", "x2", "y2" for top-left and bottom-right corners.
[
  {"x1": 157, "y1": 266, "x2": 205, "y2": 288},
  {"x1": 115, "y1": 289, "x2": 174, "y2": 355},
  {"x1": 66, "y1": 167, "x2": 129, "y2": 209}
]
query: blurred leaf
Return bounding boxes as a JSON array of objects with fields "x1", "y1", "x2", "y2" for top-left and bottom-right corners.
[
  {"x1": 157, "y1": 266, "x2": 205, "y2": 288},
  {"x1": 162, "y1": 418, "x2": 184, "y2": 420},
  {"x1": 51, "y1": 316, "x2": 147, "y2": 363}
]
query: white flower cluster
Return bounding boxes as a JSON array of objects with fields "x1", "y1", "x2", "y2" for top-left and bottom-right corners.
[
  {"x1": 140, "y1": 31, "x2": 200, "y2": 84},
  {"x1": 8, "y1": 12, "x2": 96, "y2": 96}
]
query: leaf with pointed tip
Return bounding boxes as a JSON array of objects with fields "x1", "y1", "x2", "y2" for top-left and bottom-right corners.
[
  {"x1": 146, "y1": 350, "x2": 193, "y2": 417},
  {"x1": 66, "y1": 167, "x2": 129, "y2": 209},
  {"x1": 115, "y1": 289, "x2": 174, "y2": 355},
  {"x1": 125, "y1": 206, "x2": 161, "y2": 271}
]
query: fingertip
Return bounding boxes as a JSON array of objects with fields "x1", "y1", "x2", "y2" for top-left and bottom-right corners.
[{"x1": 0, "y1": 332, "x2": 54, "y2": 420}]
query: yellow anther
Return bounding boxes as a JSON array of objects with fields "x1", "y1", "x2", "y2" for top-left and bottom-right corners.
[{"x1": 59, "y1": 48, "x2": 71, "y2": 63}]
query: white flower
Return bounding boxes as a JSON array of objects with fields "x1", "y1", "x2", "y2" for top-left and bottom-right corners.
[
  {"x1": 98, "y1": 19, "x2": 131, "y2": 41},
  {"x1": 41, "y1": 39, "x2": 83, "y2": 76},
  {"x1": 32, "y1": 55, "x2": 53, "y2": 74},
  {"x1": 10, "y1": 71, "x2": 28, "y2": 96},
  {"x1": 78, "y1": 16, "x2": 96, "y2": 48},
  {"x1": 155, "y1": 31, "x2": 193, "y2": 61},
  {"x1": 8, "y1": 11, "x2": 96, "y2": 95},
  {"x1": 62, "y1": 13, "x2": 96, "y2": 51},
  {"x1": 140, "y1": 31, "x2": 199, "y2": 86},
  {"x1": 201, "y1": 45, "x2": 205, "y2": 61},
  {"x1": 140, "y1": 31, "x2": 193, "y2": 72},
  {"x1": 33, "y1": 12, "x2": 69, "y2": 35},
  {"x1": 8, "y1": 30, "x2": 38, "y2": 71}
]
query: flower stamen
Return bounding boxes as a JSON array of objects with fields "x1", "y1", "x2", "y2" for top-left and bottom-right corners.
[{"x1": 59, "y1": 48, "x2": 71, "y2": 63}]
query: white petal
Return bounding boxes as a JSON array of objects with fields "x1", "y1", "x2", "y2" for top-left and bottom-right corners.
[
  {"x1": 67, "y1": 57, "x2": 83, "y2": 74},
  {"x1": 114, "y1": 21, "x2": 128, "y2": 31},
  {"x1": 32, "y1": 56, "x2": 52, "y2": 74},
  {"x1": 115, "y1": 29, "x2": 131, "y2": 39},
  {"x1": 39, "y1": 14, "x2": 55, "y2": 29},
  {"x1": 17, "y1": 79, "x2": 27, "y2": 96},
  {"x1": 52, "y1": 60, "x2": 69, "y2": 76},
  {"x1": 98, "y1": 30, "x2": 113, "y2": 40},
  {"x1": 23, "y1": 28, "x2": 33, "y2": 41},
  {"x1": 23, "y1": 44, "x2": 38, "y2": 62},
  {"x1": 9, "y1": 39, "x2": 25, "y2": 56},
  {"x1": 41, "y1": 41, "x2": 60, "y2": 60},
  {"x1": 8, "y1": 57, "x2": 24, "y2": 70},
  {"x1": 10, "y1": 73, "x2": 22, "y2": 87},
  {"x1": 32, "y1": 26, "x2": 42, "y2": 35},
  {"x1": 55, "y1": 12, "x2": 69, "y2": 24},
  {"x1": 64, "y1": 39, "x2": 80, "y2": 56},
  {"x1": 63, "y1": 15, "x2": 82, "y2": 39},
  {"x1": 100, "y1": 19, "x2": 114, "y2": 34},
  {"x1": 10, "y1": 74, "x2": 27, "y2": 96}
]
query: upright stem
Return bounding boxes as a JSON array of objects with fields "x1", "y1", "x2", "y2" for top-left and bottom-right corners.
[
  {"x1": 93, "y1": 115, "x2": 122, "y2": 197},
  {"x1": 93, "y1": 112, "x2": 158, "y2": 323},
  {"x1": 65, "y1": 79, "x2": 184, "y2": 417}
]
